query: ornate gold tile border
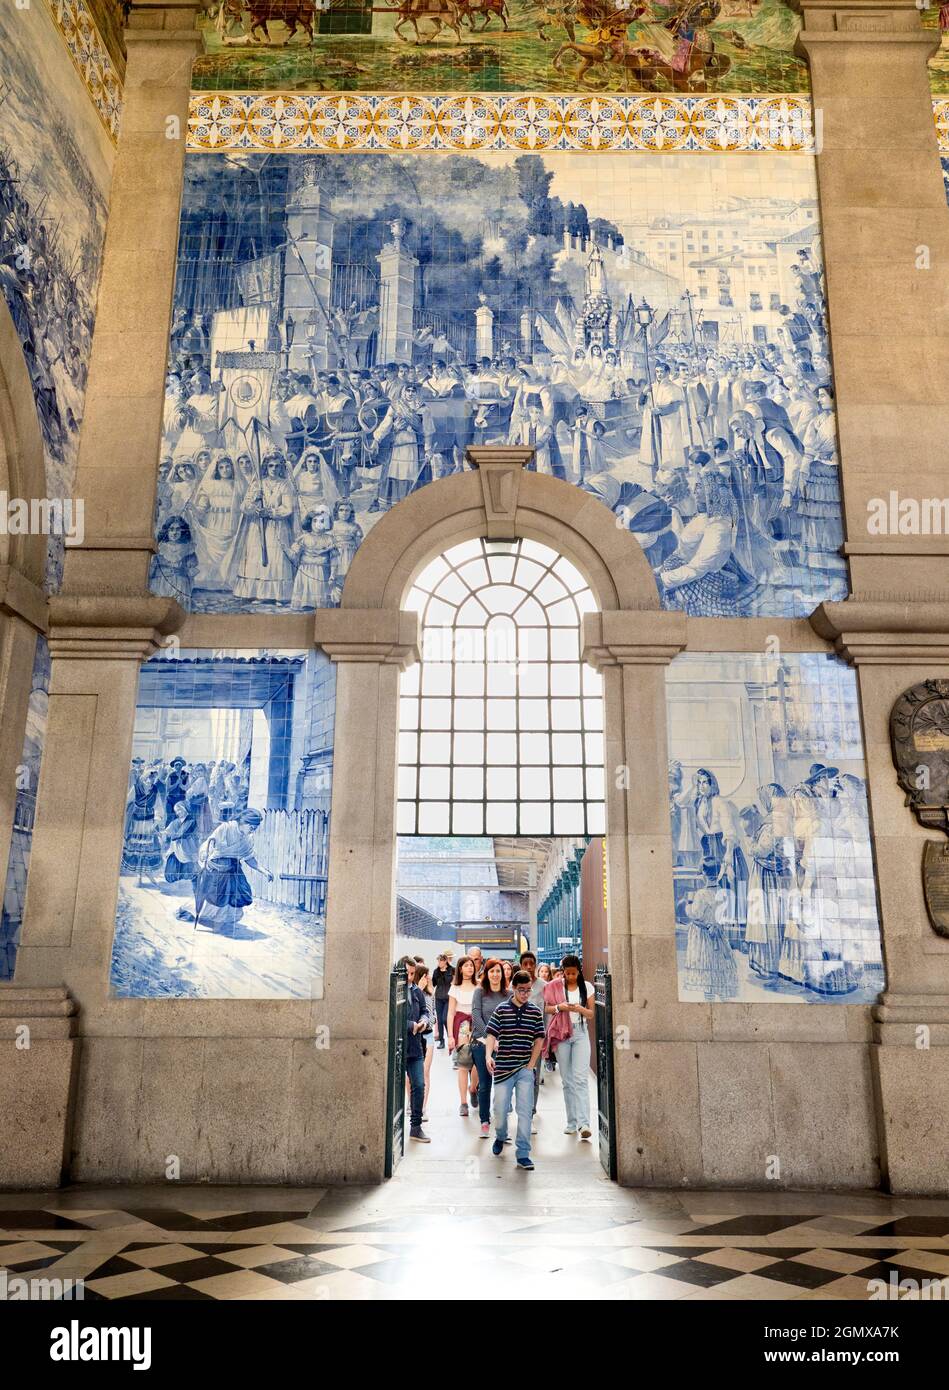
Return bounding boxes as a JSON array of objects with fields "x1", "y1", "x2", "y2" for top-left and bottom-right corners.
[
  {"x1": 186, "y1": 92, "x2": 818, "y2": 155},
  {"x1": 43, "y1": 0, "x2": 122, "y2": 141},
  {"x1": 935, "y1": 98, "x2": 949, "y2": 151}
]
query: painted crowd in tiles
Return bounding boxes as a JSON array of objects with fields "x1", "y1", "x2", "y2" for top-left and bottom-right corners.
[
  {"x1": 110, "y1": 648, "x2": 335, "y2": 999},
  {"x1": 665, "y1": 652, "x2": 885, "y2": 1006},
  {"x1": 155, "y1": 148, "x2": 847, "y2": 619},
  {"x1": 0, "y1": 0, "x2": 113, "y2": 587}
]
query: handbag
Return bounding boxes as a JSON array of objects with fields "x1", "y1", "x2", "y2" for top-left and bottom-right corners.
[{"x1": 453, "y1": 1018, "x2": 473, "y2": 1068}]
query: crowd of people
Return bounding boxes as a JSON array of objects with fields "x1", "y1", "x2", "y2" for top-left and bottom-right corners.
[
  {"x1": 122, "y1": 755, "x2": 271, "y2": 933},
  {"x1": 156, "y1": 247, "x2": 841, "y2": 618},
  {"x1": 0, "y1": 141, "x2": 97, "y2": 462},
  {"x1": 669, "y1": 761, "x2": 880, "y2": 1001},
  {"x1": 401, "y1": 948, "x2": 596, "y2": 1171}
]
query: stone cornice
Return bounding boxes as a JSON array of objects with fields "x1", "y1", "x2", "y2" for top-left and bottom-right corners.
[
  {"x1": 582, "y1": 610, "x2": 688, "y2": 668},
  {"x1": 810, "y1": 600, "x2": 949, "y2": 664},
  {"x1": 0, "y1": 565, "x2": 48, "y2": 635},
  {"x1": 46, "y1": 594, "x2": 184, "y2": 659},
  {"x1": 313, "y1": 608, "x2": 419, "y2": 668}
]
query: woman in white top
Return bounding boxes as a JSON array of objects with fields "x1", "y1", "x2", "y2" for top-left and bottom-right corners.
[
  {"x1": 447, "y1": 956, "x2": 478, "y2": 1118},
  {"x1": 546, "y1": 953, "x2": 596, "y2": 1139}
]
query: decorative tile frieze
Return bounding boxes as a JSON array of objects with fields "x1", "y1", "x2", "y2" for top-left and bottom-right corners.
[
  {"x1": 42, "y1": 0, "x2": 122, "y2": 140},
  {"x1": 186, "y1": 92, "x2": 818, "y2": 155}
]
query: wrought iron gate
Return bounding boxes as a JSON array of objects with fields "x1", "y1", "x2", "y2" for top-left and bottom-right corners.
[
  {"x1": 384, "y1": 962, "x2": 408, "y2": 1177},
  {"x1": 594, "y1": 965, "x2": 617, "y2": 1180}
]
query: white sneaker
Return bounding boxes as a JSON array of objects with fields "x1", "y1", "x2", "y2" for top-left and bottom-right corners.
[
  {"x1": 564, "y1": 1126, "x2": 577, "y2": 1135},
  {"x1": 579, "y1": 1125, "x2": 592, "y2": 1139}
]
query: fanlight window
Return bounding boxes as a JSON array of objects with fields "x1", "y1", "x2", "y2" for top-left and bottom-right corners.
[{"x1": 397, "y1": 538, "x2": 605, "y2": 837}]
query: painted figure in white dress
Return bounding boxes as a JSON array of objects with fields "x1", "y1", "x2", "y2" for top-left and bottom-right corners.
[
  {"x1": 191, "y1": 453, "x2": 243, "y2": 590},
  {"x1": 232, "y1": 454, "x2": 296, "y2": 603}
]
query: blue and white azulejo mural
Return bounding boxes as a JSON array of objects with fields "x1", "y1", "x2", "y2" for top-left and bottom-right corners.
[
  {"x1": 666, "y1": 652, "x2": 884, "y2": 1006},
  {"x1": 154, "y1": 150, "x2": 847, "y2": 619},
  {"x1": 110, "y1": 647, "x2": 335, "y2": 999}
]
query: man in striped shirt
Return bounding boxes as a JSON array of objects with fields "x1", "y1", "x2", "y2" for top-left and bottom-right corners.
[{"x1": 485, "y1": 971, "x2": 546, "y2": 1170}]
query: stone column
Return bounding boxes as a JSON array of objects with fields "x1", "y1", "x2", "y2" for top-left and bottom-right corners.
[
  {"x1": 812, "y1": 602, "x2": 949, "y2": 1194},
  {"x1": 310, "y1": 609, "x2": 418, "y2": 1174},
  {"x1": 0, "y1": 568, "x2": 46, "y2": 916},
  {"x1": 14, "y1": 599, "x2": 182, "y2": 988},
  {"x1": 376, "y1": 220, "x2": 418, "y2": 365},
  {"x1": 795, "y1": 0, "x2": 949, "y2": 597},
  {"x1": 5, "y1": 598, "x2": 180, "y2": 1188},
  {"x1": 65, "y1": 0, "x2": 200, "y2": 601},
  {"x1": 583, "y1": 610, "x2": 689, "y2": 1187}
]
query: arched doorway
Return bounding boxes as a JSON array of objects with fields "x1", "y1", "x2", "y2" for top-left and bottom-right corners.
[
  {"x1": 317, "y1": 447, "x2": 686, "y2": 1185},
  {"x1": 392, "y1": 534, "x2": 608, "y2": 1171}
]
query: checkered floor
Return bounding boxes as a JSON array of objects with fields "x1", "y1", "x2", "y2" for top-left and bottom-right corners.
[{"x1": 2, "y1": 1199, "x2": 949, "y2": 1300}]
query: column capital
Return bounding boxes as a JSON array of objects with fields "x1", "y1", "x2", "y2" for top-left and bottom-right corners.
[
  {"x1": 810, "y1": 600, "x2": 949, "y2": 664},
  {"x1": 313, "y1": 608, "x2": 420, "y2": 668},
  {"x1": 0, "y1": 563, "x2": 47, "y2": 634},
  {"x1": 124, "y1": 0, "x2": 205, "y2": 39},
  {"x1": 46, "y1": 595, "x2": 184, "y2": 660},
  {"x1": 792, "y1": 0, "x2": 937, "y2": 47},
  {"x1": 582, "y1": 610, "x2": 687, "y2": 669}
]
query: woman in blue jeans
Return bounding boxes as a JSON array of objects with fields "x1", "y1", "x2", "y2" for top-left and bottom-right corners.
[
  {"x1": 546, "y1": 954, "x2": 595, "y2": 1139},
  {"x1": 470, "y1": 960, "x2": 512, "y2": 1138}
]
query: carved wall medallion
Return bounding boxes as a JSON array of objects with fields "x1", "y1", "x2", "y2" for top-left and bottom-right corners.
[{"x1": 890, "y1": 679, "x2": 949, "y2": 937}]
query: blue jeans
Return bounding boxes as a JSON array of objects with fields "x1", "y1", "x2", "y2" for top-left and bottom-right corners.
[
  {"x1": 471, "y1": 1041, "x2": 493, "y2": 1123},
  {"x1": 435, "y1": 996, "x2": 449, "y2": 1043},
  {"x1": 556, "y1": 1029, "x2": 591, "y2": 1130},
  {"x1": 406, "y1": 1054, "x2": 425, "y2": 1129},
  {"x1": 492, "y1": 1065, "x2": 535, "y2": 1162}
]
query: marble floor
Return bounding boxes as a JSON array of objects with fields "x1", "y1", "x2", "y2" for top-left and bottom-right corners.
[{"x1": 2, "y1": 1051, "x2": 948, "y2": 1301}]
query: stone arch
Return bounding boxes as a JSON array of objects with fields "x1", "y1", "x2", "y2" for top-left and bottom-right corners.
[
  {"x1": 0, "y1": 297, "x2": 49, "y2": 588},
  {"x1": 340, "y1": 455, "x2": 661, "y2": 614}
]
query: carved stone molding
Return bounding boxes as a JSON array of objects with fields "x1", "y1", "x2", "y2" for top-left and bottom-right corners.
[
  {"x1": 46, "y1": 595, "x2": 184, "y2": 660},
  {"x1": 890, "y1": 679, "x2": 949, "y2": 936},
  {"x1": 793, "y1": 0, "x2": 938, "y2": 46},
  {"x1": 0, "y1": 563, "x2": 48, "y2": 634},
  {"x1": 0, "y1": 984, "x2": 78, "y2": 1036},
  {"x1": 872, "y1": 992, "x2": 949, "y2": 1046},
  {"x1": 810, "y1": 601, "x2": 949, "y2": 664},
  {"x1": 125, "y1": 0, "x2": 205, "y2": 39},
  {"x1": 466, "y1": 447, "x2": 532, "y2": 540},
  {"x1": 582, "y1": 610, "x2": 688, "y2": 669},
  {"x1": 313, "y1": 608, "x2": 420, "y2": 669}
]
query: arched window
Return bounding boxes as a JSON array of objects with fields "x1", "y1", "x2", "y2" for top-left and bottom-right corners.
[{"x1": 397, "y1": 538, "x2": 605, "y2": 838}]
